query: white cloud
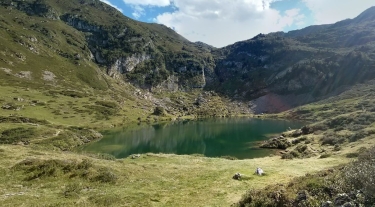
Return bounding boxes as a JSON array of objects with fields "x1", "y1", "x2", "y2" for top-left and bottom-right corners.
[
  {"x1": 155, "y1": 0, "x2": 304, "y2": 47},
  {"x1": 100, "y1": 0, "x2": 124, "y2": 12},
  {"x1": 123, "y1": 0, "x2": 171, "y2": 7},
  {"x1": 132, "y1": 5, "x2": 145, "y2": 19},
  {"x1": 303, "y1": 0, "x2": 375, "y2": 24}
]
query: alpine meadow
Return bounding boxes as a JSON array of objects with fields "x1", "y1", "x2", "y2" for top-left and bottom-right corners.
[{"x1": 1, "y1": 0, "x2": 375, "y2": 206}]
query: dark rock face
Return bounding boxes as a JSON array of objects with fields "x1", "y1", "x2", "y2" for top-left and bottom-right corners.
[
  {"x1": 334, "y1": 193, "x2": 351, "y2": 206},
  {"x1": 209, "y1": 7, "x2": 375, "y2": 111},
  {"x1": 2, "y1": 0, "x2": 375, "y2": 111}
]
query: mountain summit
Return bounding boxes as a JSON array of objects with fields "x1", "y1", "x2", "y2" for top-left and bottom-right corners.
[{"x1": 1, "y1": 0, "x2": 375, "y2": 113}]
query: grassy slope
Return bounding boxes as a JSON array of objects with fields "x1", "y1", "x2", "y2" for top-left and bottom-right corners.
[
  {"x1": 3, "y1": 80, "x2": 375, "y2": 205},
  {"x1": 0, "y1": 143, "x2": 360, "y2": 207},
  {"x1": 0, "y1": 1, "x2": 375, "y2": 206}
]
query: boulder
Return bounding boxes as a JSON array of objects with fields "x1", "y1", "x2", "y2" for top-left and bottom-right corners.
[
  {"x1": 14, "y1": 97, "x2": 24, "y2": 102},
  {"x1": 255, "y1": 167, "x2": 264, "y2": 176},
  {"x1": 342, "y1": 202, "x2": 355, "y2": 207},
  {"x1": 295, "y1": 190, "x2": 308, "y2": 202},
  {"x1": 232, "y1": 172, "x2": 242, "y2": 180},
  {"x1": 321, "y1": 201, "x2": 333, "y2": 207},
  {"x1": 334, "y1": 193, "x2": 351, "y2": 206}
]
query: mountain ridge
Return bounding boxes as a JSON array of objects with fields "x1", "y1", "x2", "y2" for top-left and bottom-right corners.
[{"x1": 1, "y1": 0, "x2": 375, "y2": 114}]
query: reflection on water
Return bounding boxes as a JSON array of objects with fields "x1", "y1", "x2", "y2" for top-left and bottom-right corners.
[{"x1": 83, "y1": 118, "x2": 304, "y2": 159}]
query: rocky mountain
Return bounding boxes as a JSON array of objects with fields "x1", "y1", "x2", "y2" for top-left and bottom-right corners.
[
  {"x1": 0, "y1": 0, "x2": 215, "y2": 92},
  {"x1": 211, "y1": 6, "x2": 375, "y2": 112},
  {"x1": 1, "y1": 0, "x2": 375, "y2": 114}
]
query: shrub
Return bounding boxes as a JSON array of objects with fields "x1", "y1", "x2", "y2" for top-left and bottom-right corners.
[
  {"x1": 0, "y1": 127, "x2": 36, "y2": 144},
  {"x1": 319, "y1": 154, "x2": 331, "y2": 159},
  {"x1": 95, "y1": 101, "x2": 118, "y2": 109},
  {"x1": 345, "y1": 153, "x2": 359, "y2": 158},
  {"x1": 63, "y1": 183, "x2": 82, "y2": 198},
  {"x1": 220, "y1": 155, "x2": 238, "y2": 160},
  {"x1": 94, "y1": 168, "x2": 118, "y2": 183},
  {"x1": 12, "y1": 158, "x2": 118, "y2": 184},
  {"x1": 92, "y1": 153, "x2": 116, "y2": 160},
  {"x1": 290, "y1": 150, "x2": 300, "y2": 158},
  {"x1": 321, "y1": 134, "x2": 345, "y2": 146},
  {"x1": 191, "y1": 154, "x2": 205, "y2": 157},
  {"x1": 281, "y1": 153, "x2": 294, "y2": 159},
  {"x1": 296, "y1": 145, "x2": 308, "y2": 153},
  {"x1": 89, "y1": 194, "x2": 119, "y2": 206},
  {"x1": 292, "y1": 137, "x2": 307, "y2": 145},
  {"x1": 153, "y1": 106, "x2": 166, "y2": 116},
  {"x1": 304, "y1": 139, "x2": 312, "y2": 144},
  {"x1": 86, "y1": 105, "x2": 117, "y2": 120},
  {"x1": 338, "y1": 147, "x2": 375, "y2": 199},
  {"x1": 348, "y1": 130, "x2": 367, "y2": 142}
]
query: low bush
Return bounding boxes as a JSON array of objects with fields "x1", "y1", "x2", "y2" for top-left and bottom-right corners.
[
  {"x1": 0, "y1": 127, "x2": 36, "y2": 144},
  {"x1": 281, "y1": 153, "x2": 294, "y2": 160},
  {"x1": 153, "y1": 106, "x2": 166, "y2": 116},
  {"x1": 345, "y1": 152, "x2": 359, "y2": 158},
  {"x1": 86, "y1": 105, "x2": 118, "y2": 120},
  {"x1": 94, "y1": 167, "x2": 118, "y2": 183},
  {"x1": 63, "y1": 183, "x2": 82, "y2": 198},
  {"x1": 292, "y1": 137, "x2": 307, "y2": 145},
  {"x1": 337, "y1": 147, "x2": 375, "y2": 201},
  {"x1": 333, "y1": 144, "x2": 341, "y2": 151},
  {"x1": 89, "y1": 194, "x2": 119, "y2": 206},
  {"x1": 296, "y1": 145, "x2": 308, "y2": 153},
  {"x1": 91, "y1": 153, "x2": 116, "y2": 160},
  {"x1": 220, "y1": 155, "x2": 238, "y2": 160},
  {"x1": 46, "y1": 90, "x2": 87, "y2": 98},
  {"x1": 348, "y1": 130, "x2": 367, "y2": 142},
  {"x1": 38, "y1": 128, "x2": 102, "y2": 150},
  {"x1": 12, "y1": 158, "x2": 118, "y2": 184},
  {"x1": 321, "y1": 135, "x2": 345, "y2": 146},
  {"x1": 319, "y1": 154, "x2": 331, "y2": 159},
  {"x1": 95, "y1": 101, "x2": 118, "y2": 109}
]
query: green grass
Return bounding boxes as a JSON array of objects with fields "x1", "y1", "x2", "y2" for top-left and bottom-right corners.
[
  {"x1": 0, "y1": 2, "x2": 375, "y2": 206},
  {"x1": 1, "y1": 80, "x2": 375, "y2": 206},
  {"x1": 0, "y1": 144, "x2": 354, "y2": 207}
]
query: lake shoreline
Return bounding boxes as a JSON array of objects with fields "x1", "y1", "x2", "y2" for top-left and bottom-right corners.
[{"x1": 82, "y1": 117, "x2": 305, "y2": 159}]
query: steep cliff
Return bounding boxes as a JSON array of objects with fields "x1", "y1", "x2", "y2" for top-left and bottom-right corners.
[
  {"x1": 210, "y1": 7, "x2": 375, "y2": 112},
  {"x1": 0, "y1": 0, "x2": 215, "y2": 90},
  {"x1": 1, "y1": 0, "x2": 375, "y2": 114}
]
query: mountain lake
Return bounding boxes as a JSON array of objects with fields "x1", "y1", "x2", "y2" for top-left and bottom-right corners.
[{"x1": 82, "y1": 118, "x2": 305, "y2": 159}]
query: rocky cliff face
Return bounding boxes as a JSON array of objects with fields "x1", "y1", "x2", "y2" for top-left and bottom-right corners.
[
  {"x1": 1, "y1": 0, "x2": 60, "y2": 20},
  {"x1": 107, "y1": 54, "x2": 151, "y2": 79},
  {"x1": 2, "y1": 0, "x2": 375, "y2": 114},
  {"x1": 2, "y1": 0, "x2": 215, "y2": 90},
  {"x1": 210, "y1": 7, "x2": 375, "y2": 111}
]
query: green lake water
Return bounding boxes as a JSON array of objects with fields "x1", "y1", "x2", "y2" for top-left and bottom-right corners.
[{"x1": 82, "y1": 118, "x2": 305, "y2": 159}]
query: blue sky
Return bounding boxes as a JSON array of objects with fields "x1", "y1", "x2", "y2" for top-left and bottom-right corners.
[{"x1": 99, "y1": 0, "x2": 374, "y2": 47}]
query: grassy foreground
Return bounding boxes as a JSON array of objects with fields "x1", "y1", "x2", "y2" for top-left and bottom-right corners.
[
  {"x1": 2, "y1": 81, "x2": 375, "y2": 206},
  {"x1": 0, "y1": 140, "x2": 363, "y2": 207}
]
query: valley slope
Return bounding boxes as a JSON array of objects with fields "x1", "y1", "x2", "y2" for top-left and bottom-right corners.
[{"x1": 1, "y1": 0, "x2": 375, "y2": 206}]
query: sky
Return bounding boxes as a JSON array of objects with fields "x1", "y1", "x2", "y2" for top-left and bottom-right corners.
[{"x1": 99, "y1": 0, "x2": 375, "y2": 48}]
